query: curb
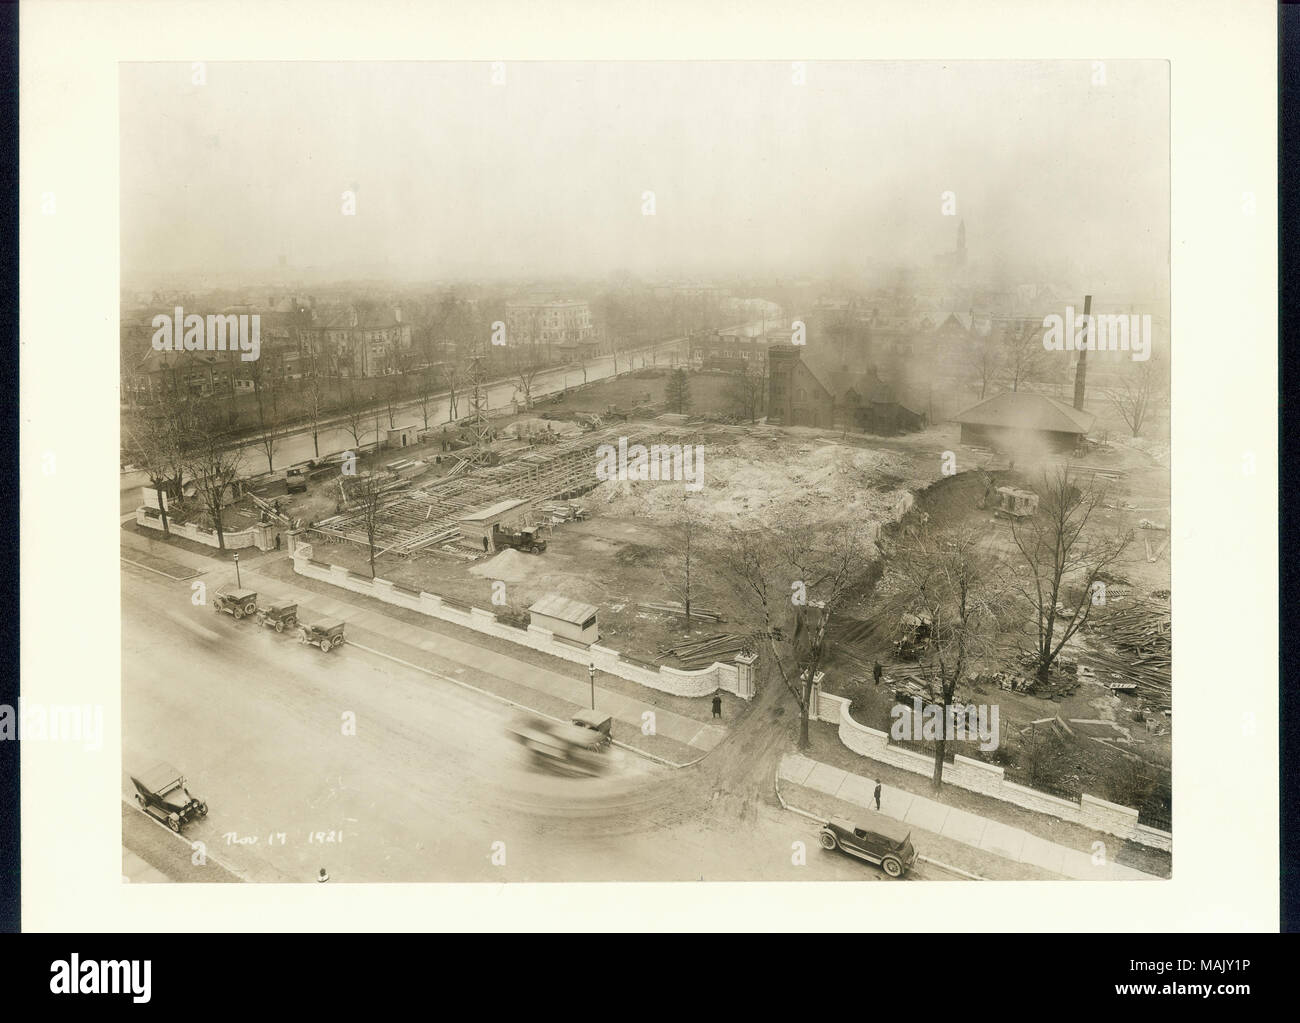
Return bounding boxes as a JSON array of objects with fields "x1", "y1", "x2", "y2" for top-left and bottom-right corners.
[
  {"x1": 122, "y1": 799, "x2": 248, "y2": 880},
  {"x1": 119, "y1": 555, "x2": 202, "y2": 582},
  {"x1": 345, "y1": 640, "x2": 702, "y2": 769}
]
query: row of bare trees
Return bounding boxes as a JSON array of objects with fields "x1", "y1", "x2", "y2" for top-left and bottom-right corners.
[
  {"x1": 660, "y1": 464, "x2": 1131, "y2": 791},
  {"x1": 124, "y1": 395, "x2": 244, "y2": 550}
]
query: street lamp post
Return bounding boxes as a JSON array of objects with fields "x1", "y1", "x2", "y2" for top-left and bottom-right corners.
[
  {"x1": 589, "y1": 663, "x2": 596, "y2": 710},
  {"x1": 233, "y1": 552, "x2": 241, "y2": 588}
]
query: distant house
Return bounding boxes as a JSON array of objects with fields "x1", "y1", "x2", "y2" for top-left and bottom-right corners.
[
  {"x1": 951, "y1": 391, "x2": 1094, "y2": 453},
  {"x1": 767, "y1": 344, "x2": 927, "y2": 434}
]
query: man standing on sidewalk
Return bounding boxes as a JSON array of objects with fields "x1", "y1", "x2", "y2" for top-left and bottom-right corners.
[
  {"x1": 873, "y1": 780, "x2": 882, "y2": 811},
  {"x1": 711, "y1": 694, "x2": 722, "y2": 719}
]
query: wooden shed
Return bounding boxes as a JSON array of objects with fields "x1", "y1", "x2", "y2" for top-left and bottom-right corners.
[
  {"x1": 528, "y1": 594, "x2": 599, "y2": 645},
  {"x1": 457, "y1": 498, "x2": 533, "y2": 552}
]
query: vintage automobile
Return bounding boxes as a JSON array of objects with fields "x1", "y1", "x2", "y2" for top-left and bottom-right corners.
[
  {"x1": 129, "y1": 761, "x2": 208, "y2": 833},
  {"x1": 569, "y1": 708, "x2": 613, "y2": 750},
  {"x1": 213, "y1": 589, "x2": 259, "y2": 620},
  {"x1": 254, "y1": 600, "x2": 299, "y2": 633},
  {"x1": 818, "y1": 814, "x2": 918, "y2": 878},
  {"x1": 506, "y1": 716, "x2": 606, "y2": 777},
  {"x1": 284, "y1": 466, "x2": 309, "y2": 494},
  {"x1": 297, "y1": 618, "x2": 346, "y2": 652}
]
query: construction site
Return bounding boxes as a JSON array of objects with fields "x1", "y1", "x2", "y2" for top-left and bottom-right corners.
[{"x1": 219, "y1": 356, "x2": 1172, "y2": 849}]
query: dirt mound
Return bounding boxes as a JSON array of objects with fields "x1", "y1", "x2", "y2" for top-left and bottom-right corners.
[{"x1": 469, "y1": 547, "x2": 536, "y2": 583}]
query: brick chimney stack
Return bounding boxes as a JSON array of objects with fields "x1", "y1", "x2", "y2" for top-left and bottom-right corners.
[{"x1": 1073, "y1": 294, "x2": 1091, "y2": 411}]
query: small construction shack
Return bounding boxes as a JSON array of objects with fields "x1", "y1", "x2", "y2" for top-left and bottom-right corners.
[
  {"x1": 529, "y1": 594, "x2": 599, "y2": 645},
  {"x1": 458, "y1": 498, "x2": 533, "y2": 552},
  {"x1": 386, "y1": 424, "x2": 418, "y2": 449}
]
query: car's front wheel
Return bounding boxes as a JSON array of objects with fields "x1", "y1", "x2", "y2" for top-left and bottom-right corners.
[
  {"x1": 881, "y1": 856, "x2": 903, "y2": 878},
  {"x1": 818, "y1": 830, "x2": 837, "y2": 850},
  {"x1": 197, "y1": 803, "x2": 208, "y2": 818},
  {"x1": 320, "y1": 639, "x2": 331, "y2": 652},
  {"x1": 167, "y1": 816, "x2": 181, "y2": 833},
  {"x1": 274, "y1": 622, "x2": 284, "y2": 633},
  {"x1": 233, "y1": 608, "x2": 243, "y2": 620}
]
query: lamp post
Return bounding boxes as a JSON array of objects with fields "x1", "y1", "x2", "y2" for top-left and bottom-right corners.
[
  {"x1": 589, "y1": 663, "x2": 596, "y2": 710},
  {"x1": 233, "y1": 552, "x2": 241, "y2": 588}
]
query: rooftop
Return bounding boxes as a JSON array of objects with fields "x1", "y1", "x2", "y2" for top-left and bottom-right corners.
[
  {"x1": 529, "y1": 594, "x2": 599, "y2": 625},
  {"x1": 951, "y1": 391, "x2": 1095, "y2": 434}
]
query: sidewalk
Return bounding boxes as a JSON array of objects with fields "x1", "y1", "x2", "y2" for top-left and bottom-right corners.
[{"x1": 779, "y1": 753, "x2": 1162, "y2": 881}]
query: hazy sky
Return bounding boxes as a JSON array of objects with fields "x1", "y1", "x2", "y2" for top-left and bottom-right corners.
[{"x1": 120, "y1": 61, "x2": 1169, "y2": 288}]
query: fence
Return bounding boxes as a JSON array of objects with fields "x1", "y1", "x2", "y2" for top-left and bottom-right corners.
[
  {"x1": 291, "y1": 543, "x2": 757, "y2": 701},
  {"x1": 810, "y1": 687, "x2": 1172, "y2": 852}
]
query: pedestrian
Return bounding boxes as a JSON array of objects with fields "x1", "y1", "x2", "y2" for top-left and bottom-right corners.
[
  {"x1": 482, "y1": 535, "x2": 489, "y2": 552},
  {"x1": 873, "y1": 780, "x2": 882, "y2": 811},
  {"x1": 711, "y1": 694, "x2": 722, "y2": 719},
  {"x1": 873, "y1": 660, "x2": 883, "y2": 685},
  {"x1": 317, "y1": 867, "x2": 329, "y2": 883}
]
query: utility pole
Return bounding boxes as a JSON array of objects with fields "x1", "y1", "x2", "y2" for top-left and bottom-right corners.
[{"x1": 589, "y1": 663, "x2": 596, "y2": 710}]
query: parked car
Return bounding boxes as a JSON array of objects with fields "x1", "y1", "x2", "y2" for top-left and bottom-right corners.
[
  {"x1": 213, "y1": 589, "x2": 259, "y2": 620},
  {"x1": 129, "y1": 761, "x2": 208, "y2": 833},
  {"x1": 298, "y1": 618, "x2": 346, "y2": 652},
  {"x1": 818, "y1": 815, "x2": 918, "y2": 878},
  {"x1": 255, "y1": 600, "x2": 299, "y2": 633}
]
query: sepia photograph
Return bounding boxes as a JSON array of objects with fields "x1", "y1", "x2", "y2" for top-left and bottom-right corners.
[{"x1": 114, "y1": 58, "x2": 1174, "y2": 885}]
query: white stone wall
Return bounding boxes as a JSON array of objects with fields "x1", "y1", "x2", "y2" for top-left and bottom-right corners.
[
  {"x1": 823, "y1": 694, "x2": 1171, "y2": 852},
  {"x1": 293, "y1": 553, "x2": 749, "y2": 700},
  {"x1": 135, "y1": 507, "x2": 269, "y2": 550}
]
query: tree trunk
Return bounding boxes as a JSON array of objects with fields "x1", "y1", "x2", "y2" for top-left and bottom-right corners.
[
  {"x1": 931, "y1": 698, "x2": 951, "y2": 790},
  {"x1": 155, "y1": 484, "x2": 170, "y2": 536},
  {"x1": 213, "y1": 505, "x2": 226, "y2": 550},
  {"x1": 313, "y1": 430, "x2": 320, "y2": 458}
]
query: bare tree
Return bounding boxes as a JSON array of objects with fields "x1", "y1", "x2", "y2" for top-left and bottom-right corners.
[
  {"x1": 659, "y1": 493, "x2": 703, "y2": 624},
  {"x1": 1010, "y1": 463, "x2": 1134, "y2": 683},
  {"x1": 441, "y1": 361, "x2": 461, "y2": 422},
  {"x1": 345, "y1": 470, "x2": 389, "y2": 579},
  {"x1": 341, "y1": 384, "x2": 369, "y2": 451},
  {"x1": 1106, "y1": 354, "x2": 1162, "y2": 437},
  {"x1": 966, "y1": 331, "x2": 1002, "y2": 400},
  {"x1": 412, "y1": 365, "x2": 439, "y2": 431},
  {"x1": 252, "y1": 375, "x2": 281, "y2": 472},
  {"x1": 303, "y1": 359, "x2": 325, "y2": 459},
  {"x1": 511, "y1": 349, "x2": 542, "y2": 411},
  {"x1": 721, "y1": 516, "x2": 876, "y2": 749},
  {"x1": 383, "y1": 371, "x2": 405, "y2": 429},
  {"x1": 725, "y1": 363, "x2": 767, "y2": 423},
  {"x1": 184, "y1": 401, "x2": 242, "y2": 550},
  {"x1": 123, "y1": 405, "x2": 180, "y2": 535},
  {"x1": 880, "y1": 524, "x2": 1010, "y2": 790},
  {"x1": 999, "y1": 318, "x2": 1048, "y2": 392}
]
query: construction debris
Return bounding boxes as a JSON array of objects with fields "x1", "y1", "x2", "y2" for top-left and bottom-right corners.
[{"x1": 638, "y1": 601, "x2": 724, "y2": 622}]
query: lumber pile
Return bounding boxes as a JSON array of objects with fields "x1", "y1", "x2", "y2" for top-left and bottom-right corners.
[
  {"x1": 1082, "y1": 598, "x2": 1172, "y2": 701},
  {"x1": 658, "y1": 632, "x2": 749, "y2": 668},
  {"x1": 639, "y1": 600, "x2": 724, "y2": 623}
]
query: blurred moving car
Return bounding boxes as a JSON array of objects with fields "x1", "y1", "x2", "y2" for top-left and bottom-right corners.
[
  {"x1": 506, "y1": 714, "x2": 607, "y2": 777},
  {"x1": 818, "y1": 815, "x2": 918, "y2": 878}
]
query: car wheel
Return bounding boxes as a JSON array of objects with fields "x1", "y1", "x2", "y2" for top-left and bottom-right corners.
[
  {"x1": 198, "y1": 803, "x2": 208, "y2": 818},
  {"x1": 818, "y1": 830, "x2": 837, "y2": 850},
  {"x1": 298, "y1": 631, "x2": 309, "y2": 644},
  {"x1": 274, "y1": 622, "x2": 284, "y2": 633},
  {"x1": 320, "y1": 639, "x2": 331, "y2": 652},
  {"x1": 882, "y1": 856, "x2": 903, "y2": 878},
  {"x1": 168, "y1": 817, "x2": 181, "y2": 833},
  {"x1": 233, "y1": 608, "x2": 243, "y2": 620},
  {"x1": 245, "y1": 603, "x2": 257, "y2": 616}
]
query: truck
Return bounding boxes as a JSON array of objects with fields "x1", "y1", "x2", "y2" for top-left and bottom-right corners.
[{"x1": 493, "y1": 524, "x2": 547, "y2": 554}]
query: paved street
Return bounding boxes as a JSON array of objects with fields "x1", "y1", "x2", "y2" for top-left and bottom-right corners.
[
  {"x1": 121, "y1": 550, "x2": 889, "y2": 883},
  {"x1": 122, "y1": 337, "x2": 690, "y2": 495}
]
